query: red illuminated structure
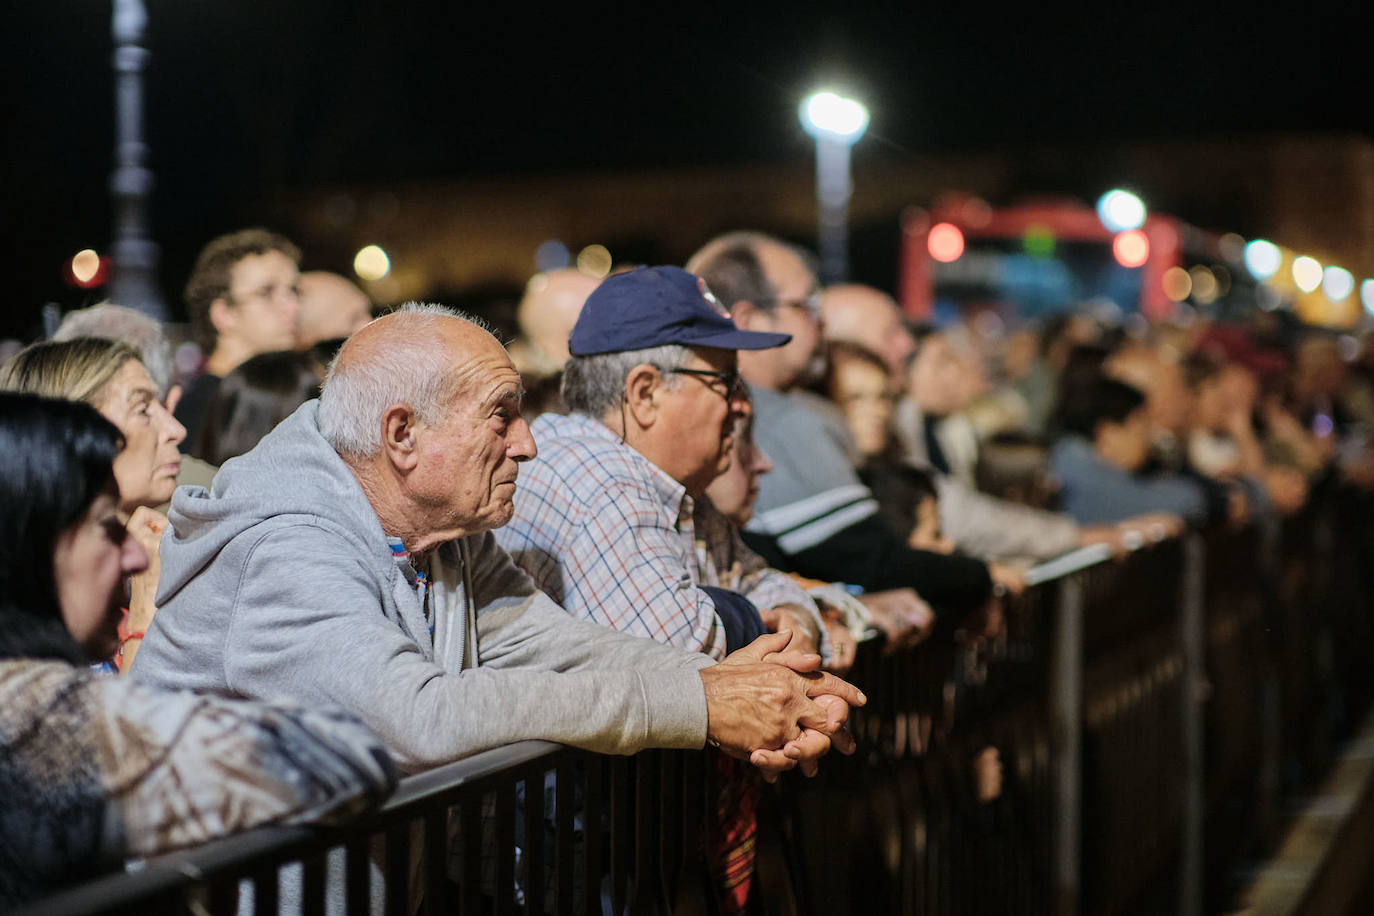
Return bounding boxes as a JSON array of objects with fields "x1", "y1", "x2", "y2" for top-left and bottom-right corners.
[{"x1": 899, "y1": 195, "x2": 1208, "y2": 323}]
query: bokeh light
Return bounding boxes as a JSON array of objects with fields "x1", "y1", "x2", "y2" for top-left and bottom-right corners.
[
  {"x1": 353, "y1": 245, "x2": 391, "y2": 281},
  {"x1": 1096, "y1": 189, "x2": 1146, "y2": 232},
  {"x1": 535, "y1": 240, "x2": 570, "y2": 272},
  {"x1": 1292, "y1": 256, "x2": 1322, "y2": 293},
  {"x1": 1023, "y1": 224, "x2": 1056, "y2": 258},
  {"x1": 927, "y1": 223, "x2": 965, "y2": 262},
  {"x1": 1362, "y1": 279, "x2": 1374, "y2": 316},
  {"x1": 1112, "y1": 230, "x2": 1150, "y2": 268},
  {"x1": 1243, "y1": 239, "x2": 1281, "y2": 279},
  {"x1": 70, "y1": 249, "x2": 100, "y2": 286},
  {"x1": 1189, "y1": 266, "x2": 1218, "y2": 304},
  {"x1": 1162, "y1": 266, "x2": 1192, "y2": 301},
  {"x1": 1322, "y1": 265, "x2": 1354, "y2": 301},
  {"x1": 576, "y1": 244, "x2": 612, "y2": 278}
]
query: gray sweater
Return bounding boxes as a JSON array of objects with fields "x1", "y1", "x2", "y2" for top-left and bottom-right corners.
[{"x1": 133, "y1": 401, "x2": 712, "y2": 774}]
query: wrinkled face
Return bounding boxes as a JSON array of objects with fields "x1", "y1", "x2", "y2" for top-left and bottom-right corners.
[
  {"x1": 658, "y1": 347, "x2": 751, "y2": 497},
  {"x1": 831, "y1": 355, "x2": 894, "y2": 458},
  {"x1": 52, "y1": 488, "x2": 149, "y2": 660},
  {"x1": 414, "y1": 328, "x2": 537, "y2": 535},
  {"x1": 705, "y1": 415, "x2": 773, "y2": 528},
  {"x1": 222, "y1": 250, "x2": 301, "y2": 355},
  {"x1": 94, "y1": 359, "x2": 186, "y2": 512},
  {"x1": 756, "y1": 242, "x2": 824, "y2": 387}
]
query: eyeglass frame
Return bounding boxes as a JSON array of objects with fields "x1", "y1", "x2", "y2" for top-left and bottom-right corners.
[{"x1": 662, "y1": 366, "x2": 746, "y2": 399}]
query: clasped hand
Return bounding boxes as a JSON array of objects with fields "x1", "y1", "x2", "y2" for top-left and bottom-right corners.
[{"x1": 698, "y1": 629, "x2": 865, "y2": 782}]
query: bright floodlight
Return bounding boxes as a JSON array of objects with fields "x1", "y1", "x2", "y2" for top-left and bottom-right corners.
[
  {"x1": 353, "y1": 245, "x2": 390, "y2": 282},
  {"x1": 1362, "y1": 279, "x2": 1374, "y2": 315},
  {"x1": 1292, "y1": 256, "x2": 1322, "y2": 294},
  {"x1": 1322, "y1": 265, "x2": 1354, "y2": 301},
  {"x1": 1096, "y1": 189, "x2": 1146, "y2": 233},
  {"x1": 800, "y1": 91, "x2": 869, "y2": 142},
  {"x1": 1243, "y1": 239, "x2": 1281, "y2": 280}
]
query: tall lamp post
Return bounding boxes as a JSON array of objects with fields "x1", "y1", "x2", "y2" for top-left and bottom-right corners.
[
  {"x1": 109, "y1": 0, "x2": 166, "y2": 319},
  {"x1": 799, "y1": 91, "x2": 869, "y2": 285}
]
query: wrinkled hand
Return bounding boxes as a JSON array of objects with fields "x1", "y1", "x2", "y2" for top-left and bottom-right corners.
[
  {"x1": 860, "y1": 588, "x2": 936, "y2": 652},
  {"x1": 700, "y1": 630, "x2": 865, "y2": 782},
  {"x1": 822, "y1": 616, "x2": 857, "y2": 676}
]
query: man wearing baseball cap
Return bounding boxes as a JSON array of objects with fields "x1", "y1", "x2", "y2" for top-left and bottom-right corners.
[
  {"x1": 495, "y1": 264, "x2": 829, "y2": 662},
  {"x1": 495, "y1": 265, "x2": 838, "y2": 912}
]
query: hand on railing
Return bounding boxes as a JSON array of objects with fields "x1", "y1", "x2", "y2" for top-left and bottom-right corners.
[
  {"x1": 699, "y1": 629, "x2": 866, "y2": 782},
  {"x1": 859, "y1": 588, "x2": 936, "y2": 652}
]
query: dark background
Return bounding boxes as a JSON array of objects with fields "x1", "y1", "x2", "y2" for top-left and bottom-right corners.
[{"x1": 3, "y1": 2, "x2": 1371, "y2": 339}]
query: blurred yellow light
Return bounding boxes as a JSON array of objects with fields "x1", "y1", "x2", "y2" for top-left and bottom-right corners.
[
  {"x1": 1189, "y1": 266, "x2": 1218, "y2": 304},
  {"x1": 576, "y1": 244, "x2": 612, "y2": 278},
  {"x1": 1292, "y1": 256, "x2": 1322, "y2": 293},
  {"x1": 1162, "y1": 266, "x2": 1192, "y2": 302},
  {"x1": 353, "y1": 245, "x2": 391, "y2": 282},
  {"x1": 71, "y1": 249, "x2": 100, "y2": 285}
]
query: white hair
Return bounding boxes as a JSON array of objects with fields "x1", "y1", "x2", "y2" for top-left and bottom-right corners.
[
  {"x1": 52, "y1": 302, "x2": 174, "y2": 396},
  {"x1": 318, "y1": 302, "x2": 492, "y2": 459},
  {"x1": 561, "y1": 344, "x2": 689, "y2": 417}
]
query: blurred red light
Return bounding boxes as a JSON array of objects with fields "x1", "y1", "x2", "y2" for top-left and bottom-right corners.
[
  {"x1": 1113, "y1": 230, "x2": 1149, "y2": 268},
  {"x1": 928, "y1": 223, "x2": 965, "y2": 263}
]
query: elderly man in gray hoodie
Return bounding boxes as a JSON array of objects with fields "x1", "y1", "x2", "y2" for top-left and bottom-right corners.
[{"x1": 133, "y1": 303, "x2": 861, "y2": 781}]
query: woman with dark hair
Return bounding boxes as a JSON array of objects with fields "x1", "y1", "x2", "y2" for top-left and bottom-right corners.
[
  {"x1": 191, "y1": 349, "x2": 322, "y2": 465},
  {"x1": 0, "y1": 393, "x2": 395, "y2": 908}
]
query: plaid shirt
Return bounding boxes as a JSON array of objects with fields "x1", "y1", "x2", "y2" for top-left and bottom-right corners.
[{"x1": 500, "y1": 413, "x2": 826, "y2": 662}]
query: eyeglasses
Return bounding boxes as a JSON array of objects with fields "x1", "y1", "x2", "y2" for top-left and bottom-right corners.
[
  {"x1": 664, "y1": 367, "x2": 745, "y2": 399},
  {"x1": 771, "y1": 290, "x2": 823, "y2": 318}
]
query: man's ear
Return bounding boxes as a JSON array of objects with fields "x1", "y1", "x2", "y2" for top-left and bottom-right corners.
[
  {"x1": 208, "y1": 297, "x2": 235, "y2": 335},
  {"x1": 622, "y1": 363, "x2": 663, "y2": 429},
  {"x1": 380, "y1": 405, "x2": 421, "y2": 472},
  {"x1": 730, "y1": 300, "x2": 769, "y2": 331}
]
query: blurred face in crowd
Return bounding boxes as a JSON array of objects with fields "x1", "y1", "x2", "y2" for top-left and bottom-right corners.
[
  {"x1": 829, "y1": 352, "x2": 895, "y2": 459},
  {"x1": 908, "y1": 333, "x2": 977, "y2": 417},
  {"x1": 656, "y1": 347, "x2": 751, "y2": 498},
  {"x1": 1095, "y1": 406, "x2": 1153, "y2": 472},
  {"x1": 296, "y1": 271, "x2": 372, "y2": 348},
  {"x1": 52, "y1": 486, "x2": 149, "y2": 659},
  {"x1": 819, "y1": 285, "x2": 915, "y2": 385},
  {"x1": 215, "y1": 250, "x2": 301, "y2": 357},
  {"x1": 414, "y1": 320, "x2": 538, "y2": 537},
  {"x1": 93, "y1": 358, "x2": 186, "y2": 513},
  {"x1": 705, "y1": 414, "x2": 773, "y2": 528},
  {"x1": 742, "y1": 241, "x2": 824, "y2": 389}
]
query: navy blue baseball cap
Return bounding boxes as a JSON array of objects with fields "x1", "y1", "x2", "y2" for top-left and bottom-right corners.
[{"x1": 568, "y1": 265, "x2": 790, "y2": 357}]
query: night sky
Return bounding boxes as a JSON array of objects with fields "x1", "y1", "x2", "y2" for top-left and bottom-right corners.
[{"x1": 3, "y1": 2, "x2": 1371, "y2": 339}]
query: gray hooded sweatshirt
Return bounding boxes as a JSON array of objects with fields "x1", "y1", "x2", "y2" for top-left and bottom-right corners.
[{"x1": 132, "y1": 401, "x2": 712, "y2": 774}]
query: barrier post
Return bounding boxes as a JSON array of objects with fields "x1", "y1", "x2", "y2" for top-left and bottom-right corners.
[
  {"x1": 1179, "y1": 533, "x2": 1206, "y2": 916},
  {"x1": 1051, "y1": 575, "x2": 1084, "y2": 916}
]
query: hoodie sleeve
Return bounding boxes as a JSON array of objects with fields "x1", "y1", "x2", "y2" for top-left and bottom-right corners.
[{"x1": 222, "y1": 526, "x2": 709, "y2": 773}]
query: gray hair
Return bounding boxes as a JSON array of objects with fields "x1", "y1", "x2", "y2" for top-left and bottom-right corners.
[
  {"x1": 52, "y1": 302, "x2": 173, "y2": 396},
  {"x1": 561, "y1": 344, "x2": 690, "y2": 417},
  {"x1": 318, "y1": 302, "x2": 491, "y2": 459}
]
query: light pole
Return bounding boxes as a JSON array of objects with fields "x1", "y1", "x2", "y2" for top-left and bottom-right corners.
[
  {"x1": 800, "y1": 91, "x2": 869, "y2": 285},
  {"x1": 109, "y1": 0, "x2": 166, "y2": 318}
]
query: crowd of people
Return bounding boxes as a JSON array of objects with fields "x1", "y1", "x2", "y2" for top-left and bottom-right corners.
[{"x1": 3, "y1": 222, "x2": 1372, "y2": 911}]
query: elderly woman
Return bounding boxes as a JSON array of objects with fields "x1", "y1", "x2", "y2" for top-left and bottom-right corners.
[
  {"x1": 0, "y1": 392, "x2": 395, "y2": 907},
  {"x1": 0, "y1": 337, "x2": 186, "y2": 669}
]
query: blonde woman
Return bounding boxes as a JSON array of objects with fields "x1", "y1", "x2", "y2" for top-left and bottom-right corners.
[{"x1": 0, "y1": 338, "x2": 186, "y2": 669}]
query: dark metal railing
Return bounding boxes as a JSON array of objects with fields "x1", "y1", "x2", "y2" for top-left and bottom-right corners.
[{"x1": 20, "y1": 486, "x2": 1374, "y2": 916}]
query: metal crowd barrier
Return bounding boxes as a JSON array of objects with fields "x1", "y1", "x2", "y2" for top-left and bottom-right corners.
[{"x1": 21, "y1": 485, "x2": 1373, "y2": 915}]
